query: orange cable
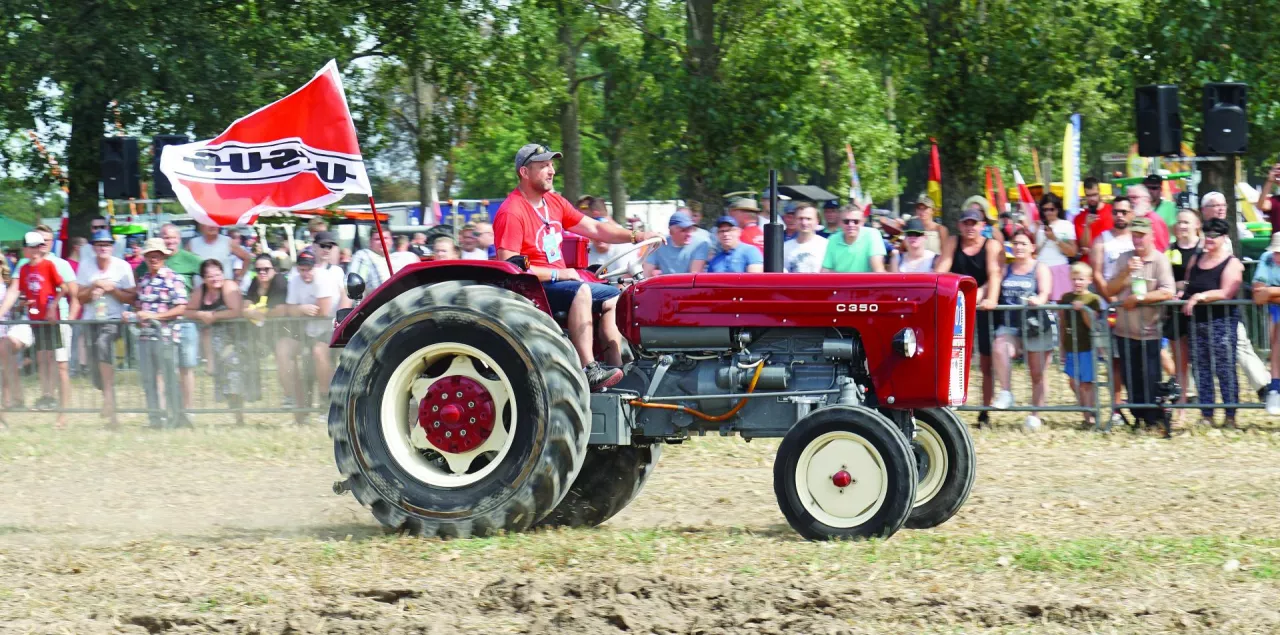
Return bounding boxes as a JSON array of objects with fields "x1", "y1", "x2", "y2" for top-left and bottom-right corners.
[{"x1": 628, "y1": 361, "x2": 764, "y2": 422}]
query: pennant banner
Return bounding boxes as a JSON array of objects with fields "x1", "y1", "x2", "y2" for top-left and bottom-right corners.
[
  {"x1": 927, "y1": 139, "x2": 942, "y2": 211},
  {"x1": 1062, "y1": 114, "x2": 1081, "y2": 220},
  {"x1": 159, "y1": 60, "x2": 371, "y2": 226},
  {"x1": 1012, "y1": 167, "x2": 1039, "y2": 225}
]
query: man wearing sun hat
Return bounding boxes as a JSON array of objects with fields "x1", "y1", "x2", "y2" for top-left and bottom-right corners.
[
  {"x1": 725, "y1": 198, "x2": 765, "y2": 253},
  {"x1": 128, "y1": 237, "x2": 192, "y2": 428},
  {"x1": 76, "y1": 229, "x2": 137, "y2": 429}
]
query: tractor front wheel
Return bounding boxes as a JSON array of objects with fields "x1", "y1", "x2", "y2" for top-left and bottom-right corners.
[
  {"x1": 328, "y1": 282, "x2": 590, "y2": 538},
  {"x1": 773, "y1": 406, "x2": 917, "y2": 541},
  {"x1": 905, "y1": 407, "x2": 976, "y2": 529}
]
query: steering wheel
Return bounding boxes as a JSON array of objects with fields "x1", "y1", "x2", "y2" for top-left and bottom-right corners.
[{"x1": 596, "y1": 235, "x2": 666, "y2": 280}]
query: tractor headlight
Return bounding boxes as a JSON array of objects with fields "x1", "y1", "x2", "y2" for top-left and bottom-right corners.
[{"x1": 892, "y1": 328, "x2": 918, "y2": 358}]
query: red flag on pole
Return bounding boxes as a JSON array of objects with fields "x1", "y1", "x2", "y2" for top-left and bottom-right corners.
[
  {"x1": 992, "y1": 167, "x2": 1008, "y2": 216},
  {"x1": 159, "y1": 61, "x2": 372, "y2": 227},
  {"x1": 1012, "y1": 167, "x2": 1039, "y2": 224},
  {"x1": 927, "y1": 139, "x2": 942, "y2": 211}
]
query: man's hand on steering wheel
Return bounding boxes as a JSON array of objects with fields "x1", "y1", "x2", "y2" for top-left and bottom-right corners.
[{"x1": 597, "y1": 234, "x2": 667, "y2": 279}]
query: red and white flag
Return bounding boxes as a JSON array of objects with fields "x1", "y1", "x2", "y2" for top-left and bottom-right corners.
[
  {"x1": 159, "y1": 61, "x2": 371, "y2": 226},
  {"x1": 1012, "y1": 167, "x2": 1039, "y2": 224}
]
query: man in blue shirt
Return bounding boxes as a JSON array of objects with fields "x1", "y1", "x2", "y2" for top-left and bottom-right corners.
[
  {"x1": 1252, "y1": 232, "x2": 1280, "y2": 414},
  {"x1": 644, "y1": 212, "x2": 710, "y2": 276},
  {"x1": 706, "y1": 216, "x2": 764, "y2": 273}
]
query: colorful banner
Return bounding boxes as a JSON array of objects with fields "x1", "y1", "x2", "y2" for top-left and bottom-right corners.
[
  {"x1": 1062, "y1": 114, "x2": 1081, "y2": 220},
  {"x1": 927, "y1": 139, "x2": 942, "y2": 211},
  {"x1": 1013, "y1": 167, "x2": 1039, "y2": 224},
  {"x1": 159, "y1": 60, "x2": 371, "y2": 226}
]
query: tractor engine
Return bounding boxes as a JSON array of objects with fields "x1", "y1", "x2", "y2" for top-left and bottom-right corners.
[{"x1": 616, "y1": 327, "x2": 876, "y2": 440}]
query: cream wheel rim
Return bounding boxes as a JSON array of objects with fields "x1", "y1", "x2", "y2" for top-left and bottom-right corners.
[
  {"x1": 795, "y1": 431, "x2": 888, "y2": 528},
  {"x1": 913, "y1": 420, "x2": 949, "y2": 506},
  {"x1": 380, "y1": 342, "x2": 517, "y2": 488}
]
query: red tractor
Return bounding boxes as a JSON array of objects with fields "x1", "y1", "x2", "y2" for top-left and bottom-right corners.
[{"x1": 327, "y1": 234, "x2": 977, "y2": 541}]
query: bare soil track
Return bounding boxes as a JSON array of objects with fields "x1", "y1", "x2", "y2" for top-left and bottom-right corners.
[{"x1": 1, "y1": 415, "x2": 1278, "y2": 633}]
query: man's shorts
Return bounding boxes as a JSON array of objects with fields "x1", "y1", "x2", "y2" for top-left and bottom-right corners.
[
  {"x1": 88, "y1": 323, "x2": 122, "y2": 364},
  {"x1": 33, "y1": 323, "x2": 63, "y2": 352},
  {"x1": 542, "y1": 280, "x2": 621, "y2": 314},
  {"x1": 1063, "y1": 350, "x2": 1095, "y2": 383},
  {"x1": 971, "y1": 311, "x2": 993, "y2": 357},
  {"x1": 1271, "y1": 305, "x2": 1280, "y2": 323},
  {"x1": 54, "y1": 324, "x2": 72, "y2": 363},
  {"x1": 178, "y1": 322, "x2": 200, "y2": 369}
]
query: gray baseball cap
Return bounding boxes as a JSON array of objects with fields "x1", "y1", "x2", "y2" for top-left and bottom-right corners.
[{"x1": 514, "y1": 144, "x2": 562, "y2": 171}]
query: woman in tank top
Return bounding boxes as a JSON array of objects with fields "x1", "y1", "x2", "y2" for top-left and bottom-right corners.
[
  {"x1": 1163, "y1": 210, "x2": 1202, "y2": 416},
  {"x1": 1033, "y1": 193, "x2": 1077, "y2": 301},
  {"x1": 1181, "y1": 218, "x2": 1243, "y2": 428},
  {"x1": 189, "y1": 259, "x2": 248, "y2": 424},
  {"x1": 991, "y1": 228, "x2": 1054, "y2": 431},
  {"x1": 940, "y1": 207, "x2": 1003, "y2": 426}
]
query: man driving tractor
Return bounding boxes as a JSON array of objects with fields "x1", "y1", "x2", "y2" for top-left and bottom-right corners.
[{"x1": 493, "y1": 144, "x2": 660, "y2": 391}]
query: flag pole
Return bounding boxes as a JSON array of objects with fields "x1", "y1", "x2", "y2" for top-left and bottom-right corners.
[{"x1": 367, "y1": 195, "x2": 394, "y2": 271}]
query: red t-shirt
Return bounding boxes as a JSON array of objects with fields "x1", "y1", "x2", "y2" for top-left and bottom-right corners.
[
  {"x1": 1074, "y1": 204, "x2": 1114, "y2": 264},
  {"x1": 740, "y1": 223, "x2": 764, "y2": 253},
  {"x1": 493, "y1": 189, "x2": 585, "y2": 269},
  {"x1": 18, "y1": 258, "x2": 64, "y2": 321}
]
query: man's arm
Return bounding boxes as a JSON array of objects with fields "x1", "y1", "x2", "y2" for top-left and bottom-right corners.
[
  {"x1": 745, "y1": 263, "x2": 764, "y2": 273},
  {"x1": 934, "y1": 236, "x2": 955, "y2": 272},
  {"x1": 1104, "y1": 262, "x2": 1131, "y2": 298},
  {"x1": 1091, "y1": 237, "x2": 1108, "y2": 294},
  {"x1": 494, "y1": 248, "x2": 575, "y2": 282},
  {"x1": 568, "y1": 216, "x2": 657, "y2": 245},
  {"x1": 869, "y1": 254, "x2": 886, "y2": 272},
  {"x1": 214, "y1": 281, "x2": 243, "y2": 319}
]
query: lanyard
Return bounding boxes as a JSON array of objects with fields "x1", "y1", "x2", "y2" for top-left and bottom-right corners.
[{"x1": 532, "y1": 198, "x2": 550, "y2": 227}]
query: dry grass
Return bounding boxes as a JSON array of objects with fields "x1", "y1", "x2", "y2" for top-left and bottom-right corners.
[{"x1": 3, "y1": 419, "x2": 1280, "y2": 633}]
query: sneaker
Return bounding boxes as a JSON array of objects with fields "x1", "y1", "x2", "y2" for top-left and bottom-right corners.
[
  {"x1": 1258, "y1": 387, "x2": 1270, "y2": 404},
  {"x1": 1023, "y1": 415, "x2": 1042, "y2": 432},
  {"x1": 1267, "y1": 391, "x2": 1280, "y2": 416},
  {"x1": 584, "y1": 361, "x2": 624, "y2": 392},
  {"x1": 976, "y1": 411, "x2": 990, "y2": 429},
  {"x1": 992, "y1": 390, "x2": 1015, "y2": 410}
]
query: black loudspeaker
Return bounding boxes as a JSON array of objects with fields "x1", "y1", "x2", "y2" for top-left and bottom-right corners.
[
  {"x1": 1202, "y1": 82, "x2": 1247, "y2": 155},
  {"x1": 1135, "y1": 85, "x2": 1181, "y2": 157},
  {"x1": 151, "y1": 134, "x2": 191, "y2": 198},
  {"x1": 101, "y1": 136, "x2": 141, "y2": 199}
]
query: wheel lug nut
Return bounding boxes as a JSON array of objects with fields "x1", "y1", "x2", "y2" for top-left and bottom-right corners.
[
  {"x1": 445, "y1": 431, "x2": 452, "y2": 438},
  {"x1": 468, "y1": 401, "x2": 475, "y2": 408},
  {"x1": 432, "y1": 405, "x2": 439, "y2": 412},
  {"x1": 469, "y1": 417, "x2": 476, "y2": 424},
  {"x1": 460, "y1": 430, "x2": 467, "y2": 436},
  {"x1": 456, "y1": 392, "x2": 463, "y2": 398},
  {"x1": 433, "y1": 421, "x2": 440, "y2": 428}
]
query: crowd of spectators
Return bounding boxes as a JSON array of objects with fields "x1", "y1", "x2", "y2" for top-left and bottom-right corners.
[{"x1": 3, "y1": 168, "x2": 1280, "y2": 432}]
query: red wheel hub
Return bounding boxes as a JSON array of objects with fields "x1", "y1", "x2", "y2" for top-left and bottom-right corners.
[
  {"x1": 831, "y1": 470, "x2": 853, "y2": 488},
  {"x1": 417, "y1": 375, "x2": 496, "y2": 453}
]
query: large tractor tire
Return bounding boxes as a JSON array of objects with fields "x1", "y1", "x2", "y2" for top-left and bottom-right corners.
[
  {"x1": 905, "y1": 407, "x2": 977, "y2": 529},
  {"x1": 773, "y1": 406, "x2": 917, "y2": 541},
  {"x1": 536, "y1": 444, "x2": 662, "y2": 528},
  {"x1": 328, "y1": 282, "x2": 590, "y2": 538}
]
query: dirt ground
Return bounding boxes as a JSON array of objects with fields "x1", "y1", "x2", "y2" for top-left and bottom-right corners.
[{"x1": 2, "y1": 414, "x2": 1279, "y2": 634}]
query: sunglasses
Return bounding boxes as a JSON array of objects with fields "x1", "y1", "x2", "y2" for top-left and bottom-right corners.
[
  {"x1": 254, "y1": 267, "x2": 273, "y2": 273},
  {"x1": 1204, "y1": 233, "x2": 1225, "y2": 239},
  {"x1": 91, "y1": 225, "x2": 108, "y2": 230},
  {"x1": 317, "y1": 243, "x2": 336, "y2": 249},
  {"x1": 842, "y1": 219, "x2": 862, "y2": 226},
  {"x1": 520, "y1": 145, "x2": 551, "y2": 168}
]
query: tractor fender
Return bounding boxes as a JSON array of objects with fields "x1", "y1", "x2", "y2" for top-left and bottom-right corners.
[{"x1": 329, "y1": 260, "x2": 549, "y2": 347}]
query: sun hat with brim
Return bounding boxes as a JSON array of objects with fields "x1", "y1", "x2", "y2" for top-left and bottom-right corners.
[
  {"x1": 915, "y1": 193, "x2": 936, "y2": 209},
  {"x1": 141, "y1": 237, "x2": 172, "y2": 256},
  {"x1": 728, "y1": 198, "x2": 760, "y2": 213},
  {"x1": 91, "y1": 230, "x2": 114, "y2": 244},
  {"x1": 1270, "y1": 233, "x2": 1280, "y2": 252},
  {"x1": 1129, "y1": 216, "x2": 1153, "y2": 234}
]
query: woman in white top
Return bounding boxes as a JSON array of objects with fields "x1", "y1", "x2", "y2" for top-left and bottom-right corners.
[
  {"x1": 1033, "y1": 193, "x2": 1077, "y2": 301},
  {"x1": 890, "y1": 218, "x2": 938, "y2": 273}
]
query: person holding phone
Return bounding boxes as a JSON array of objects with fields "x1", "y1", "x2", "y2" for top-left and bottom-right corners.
[{"x1": 1254, "y1": 160, "x2": 1280, "y2": 233}]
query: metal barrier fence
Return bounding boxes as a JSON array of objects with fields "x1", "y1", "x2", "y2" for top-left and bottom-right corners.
[
  {"x1": 958, "y1": 299, "x2": 1277, "y2": 431},
  {"x1": 0, "y1": 301, "x2": 1275, "y2": 430},
  {"x1": 0, "y1": 317, "x2": 334, "y2": 427}
]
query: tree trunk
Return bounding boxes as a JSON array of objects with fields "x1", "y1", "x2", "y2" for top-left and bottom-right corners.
[
  {"x1": 557, "y1": 8, "x2": 582, "y2": 203},
  {"x1": 937, "y1": 143, "x2": 979, "y2": 232},
  {"x1": 603, "y1": 70, "x2": 628, "y2": 223},
  {"x1": 411, "y1": 69, "x2": 438, "y2": 224},
  {"x1": 683, "y1": 0, "x2": 720, "y2": 216},
  {"x1": 67, "y1": 82, "x2": 106, "y2": 240}
]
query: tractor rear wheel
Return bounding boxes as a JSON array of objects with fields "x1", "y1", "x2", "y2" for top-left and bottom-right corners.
[
  {"x1": 328, "y1": 282, "x2": 590, "y2": 538},
  {"x1": 905, "y1": 407, "x2": 976, "y2": 529},
  {"x1": 536, "y1": 444, "x2": 662, "y2": 528},
  {"x1": 773, "y1": 406, "x2": 917, "y2": 540}
]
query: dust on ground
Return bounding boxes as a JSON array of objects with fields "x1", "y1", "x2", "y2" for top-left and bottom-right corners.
[{"x1": 1, "y1": 414, "x2": 1278, "y2": 633}]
